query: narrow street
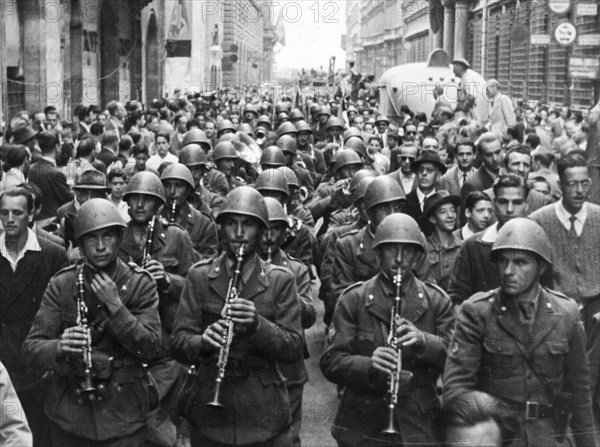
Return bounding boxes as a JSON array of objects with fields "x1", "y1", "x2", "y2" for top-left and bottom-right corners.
[{"x1": 300, "y1": 284, "x2": 338, "y2": 446}]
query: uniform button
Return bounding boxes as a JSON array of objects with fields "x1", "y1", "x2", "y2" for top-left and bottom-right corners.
[
  {"x1": 527, "y1": 373, "x2": 534, "y2": 380},
  {"x1": 497, "y1": 347, "x2": 502, "y2": 352}
]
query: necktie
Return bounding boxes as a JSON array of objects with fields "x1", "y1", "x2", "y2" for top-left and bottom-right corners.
[
  {"x1": 518, "y1": 302, "x2": 535, "y2": 325},
  {"x1": 462, "y1": 173, "x2": 468, "y2": 186},
  {"x1": 569, "y1": 215, "x2": 578, "y2": 238}
]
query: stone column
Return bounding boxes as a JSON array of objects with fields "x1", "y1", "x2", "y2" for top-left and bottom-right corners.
[
  {"x1": 453, "y1": 0, "x2": 469, "y2": 60},
  {"x1": 23, "y1": 0, "x2": 47, "y2": 112},
  {"x1": 443, "y1": 1, "x2": 455, "y2": 59},
  {"x1": 0, "y1": 9, "x2": 6, "y2": 130}
]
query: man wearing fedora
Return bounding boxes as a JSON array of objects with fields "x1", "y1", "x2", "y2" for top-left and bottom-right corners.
[
  {"x1": 10, "y1": 124, "x2": 41, "y2": 162},
  {"x1": 422, "y1": 191, "x2": 463, "y2": 291},
  {"x1": 403, "y1": 150, "x2": 447, "y2": 234},
  {"x1": 28, "y1": 131, "x2": 73, "y2": 221}
]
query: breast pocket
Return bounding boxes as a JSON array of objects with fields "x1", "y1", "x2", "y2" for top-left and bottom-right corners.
[
  {"x1": 545, "y1": 339, "x2": 569, "y2": 378},
  {"x1": 482, "y1": 337, "x2": 518, "y2": 379},
  {"x1": 354, "y1": 331, "x2": 377, "y2": 356}
]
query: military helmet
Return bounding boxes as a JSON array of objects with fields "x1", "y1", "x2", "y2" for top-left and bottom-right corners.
[
  {"x1": 276, "y1": 112, "x2": 290, "y2": 124},
  {"x1": 277, "y1": 121, "x2": 297, "y2": 138},
  {"x1": 74, "y1": 198, "x2": 127, "y2": 241},
  {"x1": 260, "y1": 146, "x2": 286, "y2": 168},
  {"x1": 213, "y1": 141, "x2": 238, "y2": 161},
  {"x1": 318, "y1": 106, "x2": 331, "y2": 117},
  {"x1": 263, "y1": 197, "x2": 289, "y2": 227},
  {"x1": 295, "y1": 120, "x2": 312, "y2": 134},
  {"x1": 275, "y1": 101, "x2": 290, "y2": 114},
  {"x1": 216, "y1": 186, "x2": 269, "y2": 229},
  {"x1": 326, "y1": 117, "x2": 345, "y2": 131},
  {"x1": 255, "y1": 169, "x2": 290, "y2": 198},
  {"x1": 309, "y1": 103, "x2": 321, "y2": 116},
  {"x1": 344, "y1": 137, "x2": 366, "y2": 157},
  {"x1": 217, "y1": 120, "x2": 236, "y2": 135},
  {"x1": 491, "y1": 218, "x2": 553, "y2": 265},
  {"x1": 277, "y1": 135, "x2": 298, "y2": 155},
  {"x1": 182, "y1": 129, "x2": 212, "y2": 151},
  {"x1": 353, "y1": 176, "x2": 376, "y2": 204},
  {"x1": 160, "y1": 163, "x2": 194, "y2": 190},
  {"x1": 243, "y1": 103, "x2": 259, "y2": 117},
  {"x1": 124, "y1": 171, "x2": 166, "y2": 204},
  {"x1": 179, "y1": 144, "x2": 208, "y2": 167},
  {"x1": 278, "y1": 166, "x2": 299, "y2": 188},
  {"x1": 343, "y1": 128, "x2": 363, "y2": 143},
  {"x1": 363, "y1": 176, "x2": 406, "y2": 211},
  {"x1": 257, "y1": 115, "x2": 272, "y2": 130},
  {"x1": 289, "y1": 109, "x2": 305, "y2": 121},
  {"x1": 372, "y1": 213, "x2": 426, "y2": 251},
  {"x1": 349, "y1": 169, "x2": 376, "y2": 197},
  {"x1": 334, "y1": 149, "x2": 363, "y2": 173},
  {"x1": 237, "y1": 123, "x2": 254, "y2": 136}
]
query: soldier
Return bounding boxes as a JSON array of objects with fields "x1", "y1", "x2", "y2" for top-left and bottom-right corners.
[
  {"x1": 159, "y1": 163, "x2": 218, "y2": 259},
  {"x1": 23, "y1": 198, "x2": 162, "y2": 446},
  {"x1": 211, "y1": 141, "x2": 245, "y2": 193},
  {"x1": 277, "y1": 135, "x2": 314, "y2": 199},
  {"x1": 443, "y1": 218, "x2": 596, "y2": 447},
  {"x1": 260, "y1": 146, "x2": 286, "y2": 171},
  {"x1": 258, "y1": 197, "x2": 317, "y2": 447},
  {"x1": 296, "y1": 120, "x2": 327, "y2": 183},
  {"x1": 278, "y1": 166, "x2": 315, "y2": 229},
  {"x1": 330, "y1": 176, "x2": 406, "y2": 305},
  {"x1": 171, "y1": 186, "x2": 304, "y2": 447},
  {"x1": 119, "y1": 171, "x2": 198, "y2": 446},
  {"x1": 178, "y1": 143, "x2": 223, "y2": 216},
  {"x1": 321, "y1": 213, "x2": 454, "y2": 447}
]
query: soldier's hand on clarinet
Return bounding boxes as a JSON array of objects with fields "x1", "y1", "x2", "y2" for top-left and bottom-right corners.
[
  {"x1": 395, "y1": 319, "x2": 425, "y2": 351},
  {"x1": 143, "y1": 260, "x2": 168, "y2": 286},
  {"x1": 228, "y1": 298, "x2": 259, "y2": 333},
  {"x1": 203, "y1": 321, "x2": 227, "y2": 351},
  {"x1": 57, "y1": 326, "x2": 89, "y2": 356},
  {"x1": 371, "y1": 347, "x2": 398, "y2": 375},
  {"x1": 90, "y1": 271, "x2": 122, "y2": 315}
]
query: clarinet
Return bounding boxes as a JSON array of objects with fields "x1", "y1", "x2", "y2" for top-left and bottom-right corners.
[
  {"x1": 170, "y1": 200, "x2": 177, "y2": 224},
  {"x1": 382, "y1": 271, "x2": 403, "y2": 435},
  {"x1": 76, "y1": 266, "x2": 97, "y2": 401},
  {"x1": 207, "y1": 244, "x2": 245, "y2": 407},
  {"x1": 142, "y1": 215, "x2": 156, "y2": 268}
]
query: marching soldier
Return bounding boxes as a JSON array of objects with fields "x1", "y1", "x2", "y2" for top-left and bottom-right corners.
[
  {"x1": 443, "y1": 218, "x2": 596, "y2": 447},
  {"x1": 119, "y1": 171, "x2": 198, "y2": 446},
  {"x1": 212, "y1": 141, "x2": 245, "y2": 192},
  {"x1": 259, "y1": 197, "x2": 317, "y2": 447},
  {"x1": 278, "y1": 166, "x2": 315, "y2": 229},
  {"x1": 178, "y1": 143, "x2": 223, "y2": 216},
  {"x1": 23, "y1": 199, "x2": 162, "y2": 446},
  {"x1": 321, "y1": 213, "x2": 454, "y2": 446},
  {"x1": 171, "y1": 186, "x2": 304, "y2": 446},
  {"x1": 159, "y1": 163, "x2": 218, "y2": 259},
  {"x1": 277, "y1": 135, "x2": 315, "y2": 199}
]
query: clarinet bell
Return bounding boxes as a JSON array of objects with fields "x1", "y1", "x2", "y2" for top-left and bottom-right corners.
[
  {"x1": 206, "y1": 379, "x2": 224, "y2": 408},
  {"x1": 381, "y1": 408, "x2": 401, "y2": 435}
]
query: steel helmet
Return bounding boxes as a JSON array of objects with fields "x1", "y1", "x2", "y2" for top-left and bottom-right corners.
[
  {"x1": 278, "y1": 166, "x2": 299, "y2": 188},
  {"x1": 217, "y1": 120, "x2": 236, "y2": 136},
  {"x1": 277, "y1": 135, "x2": 298, "y2": 155},
  {"x1": 74, "y1": 198, "x2": 127, "y2": 242},
  {"x1": 277, "y1": 121, "x2": 297, "y2": 138},
  {"x1": 275, "y1": 102, "x2": 290, "y2": 114},
  {"x1": 344, "y1": 137, "x2": 366, "y2": 157},
  {"x1": 349, "y1": 169, "x2": 376, "y2": 196},
  {"x1": 179, "y1": 144, "x2": 208, "y2": 167},
  {"x1": 326, "y1": 117, "x2": 345, "y2": 131},
  {"x1": 334, "y1": 149, "x2": 363, "y2": 173},
  {"x1": 353, "y1": 176, "x2": 376, "y2": 204},
  {"x1": 257, "y1": 115, "x2": 272, "y2": 130},
  {"x1": 491, "y1": 218, "x2": 553, "y2": 265},
  {"x1": 160, "y1": 163, "x2": 194, "y2": 190},
  {"x1": 182, "y1": 129, "x2": 212, "y2": 151},
  {"x1": 276, "y1": 112, "x2": 290, "y2": 124},
  {"x1": 289, "y1": 109, "x2": 305, "y2": 121},
  {"x1": 213, "y1": 141, "x2": 238, "y2": 161},
  {"x1": 124, "y1": 171, "x2": 166, "y2": 204},
  {"x1": 216, "y1": 186, "x2": 269, "y2": 229},
  {"x1": 309, "y1": 103, "x2": 321, "y2": 116},
  {"x1": 264, "y1": 197, "x2": 289, "y2": 227},
  {"x1": 363, "y1": 176, "x2": 406, "y2": 211},
  {"x1": 343, "y1": 128, "x2": 364, "y2": 143},
  {"x1": 318, "y1": 106, "x2": 331, "y2": 117},
  {"x1": 260, "y1": 146, "x2": 286, "y2": 168},
  {"x1": 295, "y1": 120, "x2": 312, "y2": 134},
  {"x1": 243, "y1": 103, "x2": 259, "y2": 117},
  {"x1": 237, "y1": 123, "x2": 254, "y2": 136},
  {"x1": 255, "y1": 169, "x2": 290, "y2": 197},
  {"x1": 372, "y1": 213, "x2": 426, "y2": 251}
]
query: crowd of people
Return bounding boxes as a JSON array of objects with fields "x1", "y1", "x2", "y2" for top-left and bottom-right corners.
[{"x1": 0, "y1": 69, "x2": 599, "y2": 447}]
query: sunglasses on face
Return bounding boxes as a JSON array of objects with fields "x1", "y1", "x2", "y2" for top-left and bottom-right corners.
[
  {"x1": 406, "y1": 131, "x2": 417, "y2": 135},
  {"x1": 401, "y1": 156, "x2": 416, "y2": 162}
]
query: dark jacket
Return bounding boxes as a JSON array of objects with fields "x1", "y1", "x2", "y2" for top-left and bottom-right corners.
[
  {"x1": 171, "y1": 253, "x2": 303, "y2": 444},
  {"x1": 29, "y1": 158, "x2": 74, "y2": 221},
  {"x1": 0, "y1": 237, "x2": 68, "y2": 392},
  {"x1": 321, "y1": 273, "x2": 453, "y2": 446},
  {"x1": 23, "y1": 260, "x2": 162, "y2": 441},
  {"x1": 444, "y1": 287, "x2": 596, "y2": 447}
]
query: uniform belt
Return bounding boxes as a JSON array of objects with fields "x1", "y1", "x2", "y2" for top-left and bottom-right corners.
[{"x1": 504, "y1": 399, "x2": 554, "y2": 420}]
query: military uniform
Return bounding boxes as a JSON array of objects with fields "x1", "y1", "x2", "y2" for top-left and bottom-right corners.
[
  {"x1": 204, "y1": 168, "x2": 230, "y2": 197},
  {"x1": 23, "y1": 260, "x2": 162, "y2": 444},
  {"x1": 281, "y1": 215, "x2": 316, "y2": 276},
  {"x1": 321, "y1": 273, "x2": 454, "y2": 446},
  {"x1": 159, "y1": 201, "x2": 218, "y2": 260},
  {"x1": 425, "y1": 232, "x2": 464, "y2": 291},
  {"x1": 443, "y1": 288, "x2": 596, "y2": 447},
  {"x1": 171, "y1": 253, "x2": 304, "y2": 446}
]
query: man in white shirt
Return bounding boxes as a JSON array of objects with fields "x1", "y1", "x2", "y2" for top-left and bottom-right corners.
[
  {"x1": 108, "y1": 168, "x2": 130, "y2": 223},
  {"x1": 146, "y1": 132, "x2": 178, "y2": 172}
]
